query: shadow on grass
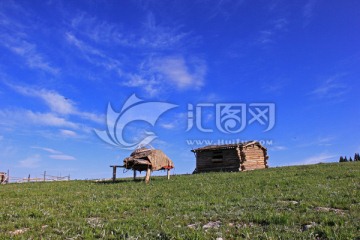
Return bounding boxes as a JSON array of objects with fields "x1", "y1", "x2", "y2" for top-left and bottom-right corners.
[
  {"x1": 94, "y1": 178, "x2": 144, "y2": 184},
  {"x1": 93, "y1": 176, "x2": 171, "y2": 184}
]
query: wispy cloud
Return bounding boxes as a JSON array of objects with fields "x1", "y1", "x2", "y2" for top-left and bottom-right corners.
[
  {"x1": 122, "y1": 55, "x2": 207, "y2": 95},
  {"x1": 256, "y1": 18, "x2": 288, "y2": 45},
  {"x1": 262, "y1": 79, "x2": 287, "y2": 93},
  {"x1": 0, "y1": 35, "x2": 59, "y2": 75},
  {"x1": 270, "y1": 145, "x2": 287, "y2": 151},
  {"x1": 70, "y1": 12, "x2": 190, "y2": 50},
  {"x1": 11, "y1": 84, "x2": 75, "y2": 114},
  {"x1": 206, "y1": 0, "x2": 245, "y2": 20},
  {"x1": 9, "y1": 84, "x2": 103, "y2": 123},
  {"x1": 19, "y1": 154, "x2": 41, "y2": 168},
  {"x1": 32, "y1": 146, "x2": 76, "y2": 161},
  {"x1": 49, "y1": 154, "x2": 76, "y2": 161},
  {"x1": 293, "y1": 153, "x2": 337, "y2": 165},
  {"x1": 160, "y1": 123, "x2": 176, "y2": 129},
  {"x1": 60, "y1": 129, "x2": 78, "y2": 137},
  {"x1": 65, "y1": 32, "x2": 124, "y2": 76},
  {"x1": 67, "y1": 12, "x2": 205, "y2": 95},
  {"x1": 297, "y1": 136, "x2": 335, "y2": 148},
  {"x1": 158, "y1": 112, "x2": 187, "y2": 131},
  {"x1": 0, "y1": 109, "x2": 79, "y2": 129},
  {"x1": 310, "y1": 74, "x2": 349, "y2": 100},
  {"x1": 0, "y1": 4, "x2": 59, "y2": 75},
  {"x1": 152, "y1": 56, "x2": 206, "y2": 90},
  {"x1": 31, "y1": 147, "x2": 62, "y2": 154},
  {"x1": 303, "y1": 0, "x2": 318, "y2": 26}
]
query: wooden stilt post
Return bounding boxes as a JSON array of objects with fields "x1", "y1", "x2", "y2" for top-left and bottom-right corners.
[
  {"x1": 112, "y1": 166, "x2": 116, "y2": 182},
  {"x1": 133, "y1": 170, "x2": 136, "y2": 180},
  {"x1": 167, "y1": 169, "x2": 170, "y2": 180},
  {"x1": 145, "y1": 168, "x2": 151, "y2": 184},
  {"x1": 43, "y1": 171, "x2": 46, "y2": 182},
  {"x1": 28, "y1": 174, "x2": 30, "y2": 182}
]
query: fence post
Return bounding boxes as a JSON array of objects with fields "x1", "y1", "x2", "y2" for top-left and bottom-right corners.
[{"x1": 28, "y1": 174, "x2": 30, "y2": 182}]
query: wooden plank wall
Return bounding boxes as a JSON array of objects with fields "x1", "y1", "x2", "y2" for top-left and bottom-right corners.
[
  {"x1": 196, "y1": 149, "x2": 240, "y2": 172},
  {"x1": 241, "y1": 144, "x2": 268, "y2": 171}
]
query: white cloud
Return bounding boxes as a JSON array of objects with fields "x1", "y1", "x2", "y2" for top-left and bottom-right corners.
[
  {"x1": 122, "y1": 56, "x2": 207, "y2": 95},
  {"x1": 122, "y1": 73, "x2": 161, "y2": 96},
  {"x1": 0, "y1": 109, "x2": 79, "y2": 129},
  {"x1": 31, "y1": 146, "x2": 76, "y2": 160},
  {"x1": 32, "y1": 147, "x2": 62, "y2": 154},
  {"x1": 60, "y1": 129, "x2": 78, "y2": 137},
  {"x1": 303, "y1": 0, "x2": 318, "y2": 26},
  {"x1": 49, "y1": 154, "x2": 76, "y2": 161},
  {"x1": 12, "y1": 85, "x2": 75, "y2": 114},
  {"x1": 26, "y1": 111, "x2": 79, "y2": 128},
  {"x1": 67, "y1": 13, "x2": 204, "y2": 95},
  {"x1": 0, "y1": 7, "x2": 59, "y2": 75},
  {"x1": 9, "y1": 84, "x2": 103, "y2": 123},
  {"x1": 256, "y1": 18, "x2": 288, "y2": 45},
  {"x1": 65, "y1": 32, "x2": 124, "y2": 76},
  {"x1": 160, "y1": 123, "x2": 176, "y2": 129},
  {"x1": 270, "y1": 146, "x2": 287, "y2": 151},
  {"x1": 152, "y1": 56, "x2": 206, "y2": 90},
  {"x1": 310, "y1": 74, "x2": 348, "y2": 100},
  {"x1": 19, "y1": 154, "x2": 41, "y2": 168},
  {"x1": 293, "y1": 153, "x2": 337, "y2": 165},
  {"x1": 297, "y1": 136, "x2": 335, "y2": 148},
  {"x1": 206, "y1": 0, "x2": 245, "y2": 20},
  {"x1": 70, "y1": 12, "x2": 190, "y2": 50}
]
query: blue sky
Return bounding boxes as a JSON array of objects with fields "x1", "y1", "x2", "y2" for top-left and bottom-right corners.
[{"x1": 0, "y1": 0, "x2": 359, "y2": 180}]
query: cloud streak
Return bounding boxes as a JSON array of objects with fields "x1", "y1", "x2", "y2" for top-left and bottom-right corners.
[
  {"x1": 0, "y1": 4, "x2": 59, "y2": 75},
  {"x1": 294, "y1": 153, "x2": 337, "y2": 165},
  {"x1": 310, "y1": 74, "x2": 349, "y2": 100},
  {"x1": 19, "y1": 154, "x2": 41, "y2": 168},
  {"x1": 303, "y1": 0, "x2": 318, "y2": 26},
  {"x1": 66, "y1": 12, "x2": 206, "y2": 96},
  {"x1": 9, "y1": 84, "x2": 103, "y2": 123},
  {"x1": 122, "y1": 56, "x2": 207, "y2": 95},
  {"x1": 32, "y1": 146, "x2": 77, "y2": 161}
]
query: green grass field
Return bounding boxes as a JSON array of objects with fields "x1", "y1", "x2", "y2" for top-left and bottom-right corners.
[{"x1": 1, "y1": 162, "x2": 359, "y2": 239}]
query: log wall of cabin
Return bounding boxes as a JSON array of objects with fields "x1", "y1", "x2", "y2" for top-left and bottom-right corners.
[
  {"x1": 241, "y1": 144, "x2": 268, "y2": 171},
  {"x1": 196, "y1": 149, "x2": 241, "y2": 172}
]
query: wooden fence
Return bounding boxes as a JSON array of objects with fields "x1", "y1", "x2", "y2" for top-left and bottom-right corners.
[{"x1": 1, "y1": 171, "x2": 70, "y2": 184}]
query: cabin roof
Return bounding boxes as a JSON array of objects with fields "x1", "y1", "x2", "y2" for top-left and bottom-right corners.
[
  {"x1": 191, "y1": 141, "x2": 265, "y2": 152},
  {"x1": 124, "y1": 147, "x2": 174, "y2": 171}
]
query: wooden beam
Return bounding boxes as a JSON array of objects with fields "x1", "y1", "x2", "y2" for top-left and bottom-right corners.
[
  {"x1": 133, "y1": 170, "x2": 136, "y2": 180},
  {"x1": 167, "y1": 169, "x2": 170, "y2": 180},
  {"x1": 145, "y1": 168, "x2": 151, "y2": 184}
]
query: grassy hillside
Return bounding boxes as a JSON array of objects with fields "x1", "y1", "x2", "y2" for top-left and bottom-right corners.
[{"x1": 0, "y1": 162, "x2": 359, "y2": 239}]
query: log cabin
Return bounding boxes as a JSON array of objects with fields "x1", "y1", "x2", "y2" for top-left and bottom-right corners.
[{"x1": 191, "y1": 141, "x2": 269, "y2": 173}]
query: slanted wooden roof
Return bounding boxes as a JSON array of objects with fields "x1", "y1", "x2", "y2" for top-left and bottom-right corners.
[
  {"x1": 123, "y1": 147, "x2": 174, "y2": 171},
  {"x1": 191, "y1": 141, "x2": 266, "y2": 152}
]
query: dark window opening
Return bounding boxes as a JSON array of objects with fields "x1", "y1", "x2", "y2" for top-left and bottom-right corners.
[{"x1": 212, "y1": 150, "x2": 223, "y2": 163}]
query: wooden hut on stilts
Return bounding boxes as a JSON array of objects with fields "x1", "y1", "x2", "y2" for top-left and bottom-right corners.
[{"x1": 123, "y1": 147, "x2": 174, "y2": 183}]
